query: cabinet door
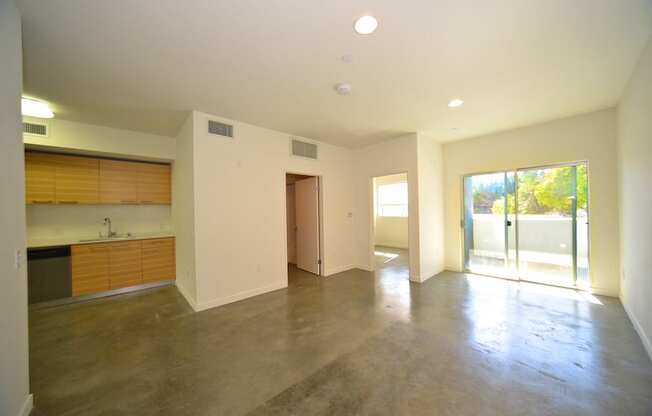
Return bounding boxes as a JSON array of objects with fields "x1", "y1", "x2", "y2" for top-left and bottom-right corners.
[
  {"x1": 54, "y1": 154, "x2": 100, "y2": 204},
  {"x1": 25, "y1": 152, "x2": 56, "y2": 204},
  {"x1": 142, "y1": 238, "x2": 175, "y2": 283},
  {"x1": 138, "y1": 163, "x2": 171, "y2": 204},
  {"x1": 71, "y1": 244, "x2": 110, "y2": 296},
  {"x1": 109, "y1": 240, "x2": 142, "y2": 289},
  {"x1": 100, "y1": 160, "x2": 139, "y2": 204}
]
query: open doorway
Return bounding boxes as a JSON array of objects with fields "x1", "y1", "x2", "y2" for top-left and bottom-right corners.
[
  {"x1": 286, "y1": 173, "x2": 322, "y2": 276},
  {"x1": 372, "y1": 173, "x2": 410, "y2": 276}
]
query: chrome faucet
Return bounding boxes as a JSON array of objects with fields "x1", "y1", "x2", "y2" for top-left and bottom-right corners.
[{"x1": 103, "y1": 217, "x2": 116, "y2": 238}]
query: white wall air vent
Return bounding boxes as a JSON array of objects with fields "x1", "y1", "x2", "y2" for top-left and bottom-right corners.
[
  {"x1": 291, "y1": 139, "x2": 318, "y2": 160},
  {"x1": 23, "y1": 121, "x2": 48, "y2": 137},
  {"x1": 208, "y1": 119, "x2": 233, "y2": 138}
]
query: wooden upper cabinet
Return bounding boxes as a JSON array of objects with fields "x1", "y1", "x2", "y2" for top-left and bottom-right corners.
[
  {"x1": 99, "y1": 160, "x2": 139, "y2": 204},
  {"x1": 25, "y1": 152, "x2": 56, "y2": 204},
  {"x1": 71, "y1": 243, "x2": 110, "y2": 296},
  {"x1": 24, "y1": 152, "x2": 171, "y2": 205},
  {"x1": 53, "y1": 154, "x2": 100, "y2": 204},
  {"x1": 138, "y1": 163, "x2": 171, "y2": 204}
]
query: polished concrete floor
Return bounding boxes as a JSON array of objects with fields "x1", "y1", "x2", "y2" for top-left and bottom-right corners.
[{"x1": 29, "y1": 248, "x2": 652, "y2": 415}]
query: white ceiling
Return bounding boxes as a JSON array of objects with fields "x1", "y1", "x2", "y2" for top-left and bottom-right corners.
[{"x1": 17, "y1": 0, "x2": 652, "y2": 148}]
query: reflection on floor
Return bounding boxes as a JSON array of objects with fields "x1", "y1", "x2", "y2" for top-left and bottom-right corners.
[
  {"x1": 374, "y1": 245, "x2": 408, "y2": 271},
  {"x1": 29, "y1": 254, "x2": 652, "y2": 415}
]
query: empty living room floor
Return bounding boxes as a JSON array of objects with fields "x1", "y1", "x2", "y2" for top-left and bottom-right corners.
[{"x1": 29, "y1": 251, "x2": 652, "y2": 415}]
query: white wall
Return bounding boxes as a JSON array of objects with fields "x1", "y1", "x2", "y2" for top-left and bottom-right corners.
[
  {"x1": 415, "y1": 134, "x2": 446, "y2": 281},
  {"x1": 26, "y1": 205, "x2": 172, "y2": 242},
  {"x1": 175, "y1": 111, "x2": 356, "y2": 311},
  {"x1": 354, "y1": 134, "x2": 421, "y2": 279},
  {"x1": 172, "y1": 113, "x2": 198, "y2": 307},
  {"x1": 443, "y1": 109, "x2": 620, "y2": 296},
  {"x1": 373, "y1": 173, "x2": 408, "y2": 249},
  {"x1": 618, "y1": 37, "x2": 652, "y2": 359},
  {"x1": 0, "y1": 2, "x2": 32, "y2": 415},
  {"x1": 23, "y1": 116, "x2": 175, "y2": 162}
]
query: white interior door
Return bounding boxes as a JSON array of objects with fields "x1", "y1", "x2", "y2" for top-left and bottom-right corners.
[
  {"x1": 286, "y1": 184, "x2": 296, "y2": 264},
  {"x1": 295, "y1": 177, "x2": 320, "y2": 275}
]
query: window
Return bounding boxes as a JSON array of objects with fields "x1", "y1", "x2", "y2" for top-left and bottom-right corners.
[{"x1": 377, "y1": 182, "x2": 408, "y2": 217}]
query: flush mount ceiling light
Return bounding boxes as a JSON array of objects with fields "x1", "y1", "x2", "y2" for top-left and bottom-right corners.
[
  {"x1": 21, "y1": 97, "x2": 54, "y2": 118},
  {"x1": 448, "y1": 98, "x2": 464, "y2": 108},
  {"x1": 334, "y1": 83, "x2": 352, "y2": 95},
  {"x1": 354, "y1": 15, "x2": 378, "y2": 35}
]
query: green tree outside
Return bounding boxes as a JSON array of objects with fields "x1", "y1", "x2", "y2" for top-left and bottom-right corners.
[{"x1": 490, "y1": 165, "x2": 587, "y2": 215}]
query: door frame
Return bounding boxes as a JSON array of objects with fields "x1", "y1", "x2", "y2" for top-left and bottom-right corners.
[
  {"x1": 285, "y1": 171, "x2": 324, "y2": 276},
  {"x1": 460, "y1": 160, "x2": 591, "y2": 290}
]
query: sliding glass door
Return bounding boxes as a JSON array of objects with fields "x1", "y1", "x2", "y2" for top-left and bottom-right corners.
[
  {"x1": 462, "y1": 172, "x2": 516, "y2": 279},
  {"x1": 463, "y1": 162, "x2": 589, "y2": 289}
]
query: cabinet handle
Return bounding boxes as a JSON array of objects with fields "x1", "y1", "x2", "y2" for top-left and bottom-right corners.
[
  {"x1": 58, "y1": 200, "x2": 79, "y2": 204},
  {"x1": 140, "y1": 200, "x2": 154, "y2": 203},
  {"x1": 31, "y1": 200, "x2": 54, "y2": 204}
]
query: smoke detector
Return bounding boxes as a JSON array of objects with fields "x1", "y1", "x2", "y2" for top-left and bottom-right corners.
[{"x1": 334, "y1": 83, "x2": 352, "y2": 95}]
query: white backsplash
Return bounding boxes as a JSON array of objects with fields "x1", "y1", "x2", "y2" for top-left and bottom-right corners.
[{"x1": 27, "y1": 204, "x2": 173, "y2": 240}]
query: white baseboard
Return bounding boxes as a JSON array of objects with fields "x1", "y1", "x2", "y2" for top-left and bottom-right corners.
[
  {"x1": 175, "y1": 281, "x2": 198, "y2": 312},
  {"x1": 195, "y1": 281, "x2": 287, "y2": 312},
  {"x1": 355, "y1": 264, "x2": 374, "y2": 272},
  {"x1": 622, "y1": 300, "x2": 652, "y2": 362},
  {"x1": 589, "y1": 286, "x2": 618, "y2": 297},
  {"x1": 410, "y1": 273, "x2": 435, "y2": 283},
  {"x1": 18, "y1": 394, "x2": 33, "y2": 416},
  {"x1": 324, "y1": 264, "x2": 356, "y2": 276}
]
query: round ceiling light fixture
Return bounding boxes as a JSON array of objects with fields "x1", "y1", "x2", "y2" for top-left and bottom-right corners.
[
  {"x1": 334, "y1": 83, "x2": 352, "y2": 95},
  {"x1": 448, "y1": 98, "x2": 464, "y2": 108},
  {"x1": 354, "y1": 15, "x2": 378, "y2": 35}
]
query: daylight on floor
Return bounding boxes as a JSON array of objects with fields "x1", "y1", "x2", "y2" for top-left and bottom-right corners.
[{"x1": 1, "y1": 1, "x2": 651, "y2": 415}]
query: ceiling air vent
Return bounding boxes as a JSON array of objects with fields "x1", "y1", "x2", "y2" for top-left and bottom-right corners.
[
  {"x1": 208, "y1": 120, "x2": 233, "y2": 138},
  {"x1": 23, "y1": 121, "x2": 48, "y2": 137},
  {"x1": 291, "y1": 139, "x2": 318, "y2": 160}
]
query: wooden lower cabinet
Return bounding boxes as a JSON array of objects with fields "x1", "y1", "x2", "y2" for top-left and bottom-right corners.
[
  {"x1": 71, "y1": 237, "x2": 175, "y2": 296},
  {"x1": 142, "y1": 238, "x2": 176, "y2": 283},
  {"x1": 109, "y1": 241, "x2": 142, "y2": 289},
  {"x1": 71, "y1": 244, "x2": 110, "y2": 296}
]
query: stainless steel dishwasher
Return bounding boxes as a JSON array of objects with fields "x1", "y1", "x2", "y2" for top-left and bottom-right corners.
[{"x1": 27, "y1": 246, "x2": 72, "y2": 304}]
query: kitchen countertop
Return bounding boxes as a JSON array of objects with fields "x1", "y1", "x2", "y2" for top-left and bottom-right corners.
[{"x1": 27, "y1": 233, "x2": 175, "y2": 249}]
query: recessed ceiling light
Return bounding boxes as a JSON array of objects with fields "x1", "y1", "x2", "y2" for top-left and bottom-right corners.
[
  {"x1": 334, "y1": 83, "x2": 352, "y2": 95},
  {"x1": 448, "y1": 99, "x2": 464, "y2": 108},
  {"x1": 354, "y1": 16, "x2": 378, "y2": 35},
  {"x1": 21, "y1": 97, "x2": 54, "y2": 118}
]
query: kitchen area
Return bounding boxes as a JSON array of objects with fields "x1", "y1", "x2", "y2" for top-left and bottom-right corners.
[{"x1": 25, "y1": 150, "x2": 176, "y2": 307}]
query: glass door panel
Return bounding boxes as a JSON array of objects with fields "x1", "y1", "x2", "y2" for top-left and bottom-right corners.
[
  {"x1": 516, "y1": 165, "x2": 576, "y2": 287},
  {"x1": 505, "y1": 172, "x2": 517, "y2": 275},
  {"x1": 575, "y1": 164, "x2": 590, "y2": 289},
  {"x1": 463, "y1": 172, "x2": 515, "y2": 278}
]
